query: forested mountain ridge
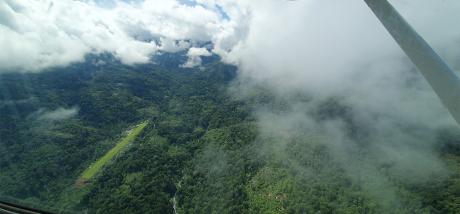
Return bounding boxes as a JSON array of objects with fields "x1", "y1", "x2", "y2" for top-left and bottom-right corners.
[
  {"x1": 0, "y1": 53, "x2": 247, "y2": 212},
  {"x1": 1, "y1": 53, "x2": 460, "y2": 213}
]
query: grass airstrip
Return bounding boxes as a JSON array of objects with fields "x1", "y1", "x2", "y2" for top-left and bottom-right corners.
[{"x1": 77, "y1": 121, "x2": 148, "y2": 185}]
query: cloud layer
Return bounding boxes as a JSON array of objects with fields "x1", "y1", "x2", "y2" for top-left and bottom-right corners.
[
  {"x1": 0, "y1": 0, "x2": 236, "y2": 72},
  {"x1": 2, "y1": 0, "x2": 459, "y2": 72}
]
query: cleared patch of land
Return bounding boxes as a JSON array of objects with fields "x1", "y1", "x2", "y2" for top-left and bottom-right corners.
[{"x1": 77, "y1": 121, "x2": 148, "y2": 185}]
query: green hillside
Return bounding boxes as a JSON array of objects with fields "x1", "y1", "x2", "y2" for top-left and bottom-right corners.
[{"x1": 1, "y1": 56, "x2": 460, "y2": 213}]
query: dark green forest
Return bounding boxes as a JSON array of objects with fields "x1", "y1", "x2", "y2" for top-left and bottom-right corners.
[{"x1": 1, "y1": 53, "x2": 460, "y2": 213}]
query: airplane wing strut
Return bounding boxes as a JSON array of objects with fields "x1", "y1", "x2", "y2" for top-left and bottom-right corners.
[{"x1": 364, "y1": 0, "x2": 460, "y2": 125}]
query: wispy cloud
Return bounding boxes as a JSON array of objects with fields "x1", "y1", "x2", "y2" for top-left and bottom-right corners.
[
  {"x1": 33, "y1": 106, "x2": 79, "y2": 121},
  {"x1": 181, "y1": 47, "x2": 212, "y2": 68}
]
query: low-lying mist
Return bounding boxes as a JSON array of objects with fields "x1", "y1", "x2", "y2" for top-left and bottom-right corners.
[{"x1": 224, "y1": 0, "x2": 460, "y2": 210}]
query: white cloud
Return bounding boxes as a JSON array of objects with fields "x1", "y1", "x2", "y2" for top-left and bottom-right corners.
[
  {"x1": 158, "y1": 37, "x2": 190, "y2": 53},
  {"x1": 181, "y1": 47, "x2": 212, "y2": 68},
  {"x1": 5, "y1": 0, "x2": 457, "y2": 74},
  {"x1": 0, "y1": 0, "x2": 228, "y2": 72},
  {"x1": 34, "y1": 107, "x2": 79, "y2": 121}
]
